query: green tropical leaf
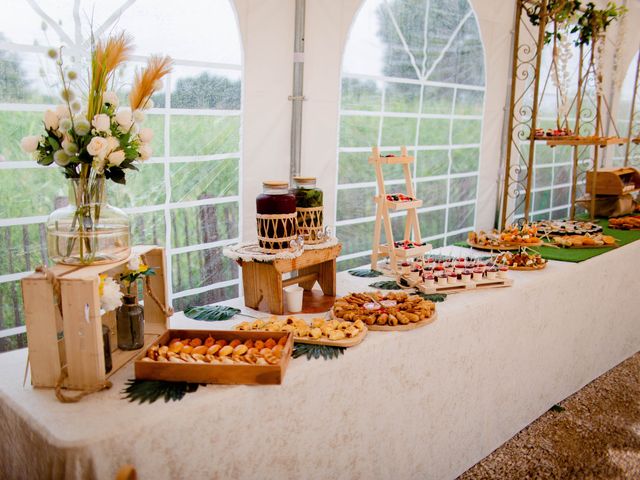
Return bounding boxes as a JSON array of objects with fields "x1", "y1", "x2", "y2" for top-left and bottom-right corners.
[
  {"x1": 121, "y1": 379, "x2": 201, "y2": 404},
  {"x1": 369, "y1": 280, "x2": 403, "y2": 290},
  {"x1": 415, "y1": 292, "x2": 447, "y2": 302},
  {"x1": 549, "y1": 404, "x2": 565, "y2": 413},
  {"x1": 183, "y1": 305, "x2": 241, "y2": 321},
  {"x1": 293, "y1": 343, "x2": 345, "y2": 360},
  {"x1": 348, "y1": 269, "x2": 383, "y2": 278}
]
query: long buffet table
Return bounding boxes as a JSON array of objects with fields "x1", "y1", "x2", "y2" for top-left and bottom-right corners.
[{"x1": 1, "y1": 244, "x2": 639, "y2": 479}]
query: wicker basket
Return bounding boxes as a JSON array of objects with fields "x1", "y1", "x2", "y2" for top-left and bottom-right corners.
[
  {"x1": 296, "y1": 206, "x2": 324, "y2": 244},
  {"x1": 256, "y1": 212, "x2": 297, "y2": 253}
]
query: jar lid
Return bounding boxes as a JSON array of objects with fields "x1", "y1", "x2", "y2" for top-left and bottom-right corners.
[
  {"x1": 262, "y1": 180, "x2": 289, "y2": 188},
  {"x1": 293, "y1": 176, "x2": 316, "y2": 184}
]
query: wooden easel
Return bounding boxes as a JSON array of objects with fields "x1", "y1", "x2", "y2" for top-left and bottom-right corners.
[{"x1": 370, "y1": 146, "x2": 431, "y2": 274}]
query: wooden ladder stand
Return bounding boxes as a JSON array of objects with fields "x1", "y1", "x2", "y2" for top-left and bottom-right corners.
[{"x1": 370, "y1": 146, "x2": 431, "y2": 274}]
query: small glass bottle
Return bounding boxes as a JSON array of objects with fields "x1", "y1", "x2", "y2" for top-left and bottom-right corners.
[
  {"x1": 102, "y1": 324, "x2": 113, "y2": 373},
  {"x1": 256, "y1": 181, "x2": 297, "y2": 251},
  {"x1": 292, "y1": 177, "x2": 323, "y2": 243},
  {"x1": 116, "y1": 294, "x2": 145, "y2": 350}
]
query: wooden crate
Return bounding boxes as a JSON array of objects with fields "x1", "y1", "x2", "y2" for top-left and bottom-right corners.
[
  {"x1": 585, "y1": 167, "x2": 640, "y2": 196},
  {"x1": 134, "y1": 330, "x2": 294, "y2": 385},
  {"x1": 21, "y1": 245, "x2": 168, "y2": 390}
]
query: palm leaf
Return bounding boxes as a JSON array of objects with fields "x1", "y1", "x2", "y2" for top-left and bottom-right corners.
[
  {"x1": 348, "y1": 269, "x2": 383, "y2": 278},
  {"x1": 293, "y1": 344, "x2": 345, "y2": 360},
  {"x1": 415, "y1": 292, "x2": 447, "y2": 302},
  {"x1": 183, "y1": 305, "x2": 240, "y2": 321},
  {"x1": 121, "y1": 379, "x2": 201, "y2": 404},
  {"x1": 369, "y1": 280, "x2": 403, "y2": 290}
]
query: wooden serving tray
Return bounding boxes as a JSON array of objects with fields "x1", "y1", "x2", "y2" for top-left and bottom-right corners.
[
  {"x1": 366, "y1": 312, "x2": 437, "y2": 331},
  {"x1": 134, "y1": 329, "x2": 293, "y2": 385},
  {"x1": 550, "y1": 241, "x2": 618, "y2": 249},
  {"x1": 417, "y1": 276, "x2": 513, "y2": 294},
  {"x1": 508, "y1": 263, "x2": 547, "y2": 271},
  {"x1": 294, "y1": 327, "x2": 367, "y2": 347},
  {"x1": 466, "y1": 240, "x2": 542, "y2": 251}
]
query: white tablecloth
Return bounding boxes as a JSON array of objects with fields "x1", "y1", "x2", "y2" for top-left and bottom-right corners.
[{"x1": 1, "y1": 245, "x2": 639, "y2": 480}]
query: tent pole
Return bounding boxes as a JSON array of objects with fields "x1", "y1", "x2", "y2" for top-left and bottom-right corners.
[{"x1": 290, "y1": 0, "x2": 306, "y2": 181}]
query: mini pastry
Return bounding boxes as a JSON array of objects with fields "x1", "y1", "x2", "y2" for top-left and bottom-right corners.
[
  {"x1": 486, "y1": 268, "x2": 498, "y2": 279},
  {"x1": 447, "y1": 273, "x2": 457, "y2": 284},
  {"x1": 498, "y1": 266, "x2": 509, "y2": 278},
  {"x1": 423, "y1": 274, "x2": 435, "y2": 287},
  {"x1": 461, "y1": 270, "x2": 472, "y2": 283},
  {"x1": 472, "y1": 268, "x2": 483, "y2": 281}
]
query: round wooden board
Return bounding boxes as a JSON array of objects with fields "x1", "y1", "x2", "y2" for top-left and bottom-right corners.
[
  {"x1": 508, "y1": 263, "x2": 547, "y2": 271},
  {"x1": 550, "y1": 242, "x2": 618, "y2": 249},
  {"x1": 367, "y1": 312, "x2": 437, "y2": 331},
  {"x1": 293, "y1": 327, "x2": 367, "y2": 347},
  {"x1": 608, "y1": 225, "x2": 640, "y2": 231},
  {"x1": 466, "y1": 240, "x2": 542, "y2": 251}
]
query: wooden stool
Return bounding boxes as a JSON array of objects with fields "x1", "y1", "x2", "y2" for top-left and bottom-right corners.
[{"x1": 239, "y1": 244, "x2": 341, "y2": 315}]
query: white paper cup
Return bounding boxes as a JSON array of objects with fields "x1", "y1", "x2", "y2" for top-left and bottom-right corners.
[{"x1": 284, "y1": 285, "x2": 304, "y2": 313}]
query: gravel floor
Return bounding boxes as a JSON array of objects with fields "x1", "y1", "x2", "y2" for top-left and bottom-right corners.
[{"x1": 459, "y1": 352, "x2": 640, "y2": 480}]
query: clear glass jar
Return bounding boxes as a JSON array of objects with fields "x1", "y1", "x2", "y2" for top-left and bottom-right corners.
[
  {"x1": 116, "y1": 294, "x2": 145, "y2": 350},
  {"x1": 46, "y1": 177, "x2": 131, "y2": 265},
  {"x1": 256, "y1": 181, "x2": 297, "y2": 251},
  {"x1": 292, "y1": 177, "x2": 324, "y2": 243}
]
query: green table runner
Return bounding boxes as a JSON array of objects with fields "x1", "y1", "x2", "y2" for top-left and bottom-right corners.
[{"x1": 456, "y1": 219, "x2": 640, "y2": 263}]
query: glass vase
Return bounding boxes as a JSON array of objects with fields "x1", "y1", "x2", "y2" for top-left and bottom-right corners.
[
  {"x1": 116, "y1": 294, "x2": 145, "y2": 350},
  {"x1": 46, "y1": 177, "x2": 131, "y2": 265}
]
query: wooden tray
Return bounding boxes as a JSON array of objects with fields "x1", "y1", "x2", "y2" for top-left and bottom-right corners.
[
  {"x1": 416, "y1": 276, "x2": 513, "y2": 294},
  {"x1": 379, "y1": 243, "x2": 431, "y2": 258},
  {"x1": 466, "y1": 240, "x2": 542, "y2": 251},
  {"x1": 609, "y1": 225, "x2": 640, "y2": 231},
  {"x1": 550, "y1": 241, "x2": 618, "y2": 249},
  {"x1": 134, "y1": 329, "x2": 293, "y2": 385},
  {"x1": 508, "y1": 263, "x2": 547, "y2": 271},
  {"x1": 295, "y1": 327, "x2": 367, "y2": 347}
]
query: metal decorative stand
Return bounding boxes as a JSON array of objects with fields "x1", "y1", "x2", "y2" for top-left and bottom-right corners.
[
  {"x1": 500, "y1": 0, "x2": 627, "y2": 226},
  {"x1": 624, "y1": 49, "x2": 640, "y2": 167}
]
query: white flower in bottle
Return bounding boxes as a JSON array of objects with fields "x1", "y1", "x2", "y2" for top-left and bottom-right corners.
[
  {"x1": 53, "y1": 150, "x2": 71, "y2": 166},
  {"x1": 74, "y1": 118, "x2": 91, "y2": 136},
  {"x1": 115, "y1": 108, "x2": 133, "y2": 129},
  {"x1": 103, "y1": 91, "x2": 119, "y2": 107},
  {"x1": 133, "y1": 109, "x2": 145, "y2": 124},
  {"x1": 127, "y1": 256, "x2": 141, "y2": 271},
  {"x1": 107, "y1": 150, "x2": 126, "y2": 167},
  {"x1": 106, "y1": 136, "x2": 120, "y2": 153},
  {"x1": 87, "y1": 136, "x2": 109, "y2": 157},
  {"x1": 20, "y1": 135, "x2": 41, "y2": 153},
  {"x1": 55, "y1": 104, "x2": 70, "y2": 119},
  {"x1": 138, "y1": 144, "x2": 152, "y2": 161},
  {"x1": 44, "y1": 109, "x2": 59, "y2": 131},
  {"x1": 92, "y1": 113, "x2": 111, "y2": 133},
  {"x1": 62, "y1": 139, "x2": 78, "y2": 155},
  {"x1": 100, "y1": 276, "x2": 123, "y2": 313},
  {"x1": 138, "y1": 127, "x2": 154, "y2": 143}
]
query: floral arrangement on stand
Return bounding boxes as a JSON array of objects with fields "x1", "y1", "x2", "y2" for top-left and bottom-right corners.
[{"x1": 20, "y1": 32, "x2": 172, "y2": 266}]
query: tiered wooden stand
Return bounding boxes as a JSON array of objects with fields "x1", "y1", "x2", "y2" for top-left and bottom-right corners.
[
  {"x1": 239, "y1": 244, "x2": 341, "y2": 315},
  {"x1": 21, "y1": 246, "x2": 168, "y2": 390},
  {"x1": 416, "y1": 277, "x2": 513, "y2": 295},
  {"x1": 370, "y1": 146, "x2": 431, "y2": 275}
]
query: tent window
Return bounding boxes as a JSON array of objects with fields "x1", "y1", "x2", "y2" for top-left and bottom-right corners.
[
  {"x1": 0, "y1": 0, "x2": 242, "y2": 352},
  {"x1": 336, "y1": 0, "x2": 485, "y2": 271}
]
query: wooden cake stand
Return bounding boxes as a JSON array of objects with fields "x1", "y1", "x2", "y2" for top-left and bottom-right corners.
[{"x1": 238, "y1": 244, "x2": 342, "y2": 315}]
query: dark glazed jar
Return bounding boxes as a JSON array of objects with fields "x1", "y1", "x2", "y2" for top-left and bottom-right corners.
[{"x1": 256, "y1": 181, "x2": 297, "y2": 251}]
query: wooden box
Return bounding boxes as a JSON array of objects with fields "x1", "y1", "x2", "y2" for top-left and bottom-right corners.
[
  {"x1": 134, "y1": 330, "x2": 294, "y2": 385},
  {"x1": 586, "y1": 167, "x2": 640, "y2": 196},
  {"x1": 21, "y1": 246, "x2": 168, "y2": 390}
]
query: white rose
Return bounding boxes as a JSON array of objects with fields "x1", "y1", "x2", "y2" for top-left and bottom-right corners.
[
  {"x1": 100, "y1": 276, "x2": 123, "y2": 313},
  {"x1": 107, "y1": 150, "x2": 126, "y2": 167},
  {"x1": 115, "y1": 108, "x2": 133, "y2": 128},
  {"x1": 55, "y1": 104, "x2": 70, "y2": 119},
  {"x1": 106, "y1": 136, "x2": 120, "y2": 153},
  {"x1": 103, "y1": 91, "x2": 119, "y2": 107},
  {"x1": 74, "y1": 118, "x2": 91, "y2": 136},
  {"x1": 92, "y1": 113, "x2": 111, "y2": 133},
  {"x1": 127, "y1": 256, "x2": 141, "y2": 271},
  {"x1": 138, "y1": 127, "x2": 154, "y2": 143},
  {"x1": 138, "y1": 144, "x2": 152, "y2": 161},
  {"x1": 62, "y1": 139, "x2": 78, "y2": 155},
  {"x1": 133, "y1": 110, "x2": 145, "y2": 124},
  {"x1": 44, "y1": 109, "x2": 59, "y2": 131},
  {"x1": 87, "y1": 136, "x2": 109, "y2": 157},
  {"x1": 20, "y1": 135, "x2": 41, "y2": 153},
  {"x1": 53, "y1": 150, "x2": 71, "y2": 166}
]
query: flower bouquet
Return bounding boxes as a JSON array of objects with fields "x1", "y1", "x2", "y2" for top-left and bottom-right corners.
[{"x1": 21, "y1": 33, "x2": 172, "y2": 265}]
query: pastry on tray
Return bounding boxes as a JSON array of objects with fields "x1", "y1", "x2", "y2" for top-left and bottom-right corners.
[
  {"x1": 142, "y1": 335, "x2": 287, "y2": 365},
  {"x1": 609, "y1": 215, "x2": 640, "y2": 230},
  {"x1": 236, "y1": 316, "x2": 366, "y2": 342},
  {"x1": 332, "y1": 291, "x2": 435, "y2": 326},
  {"x1": 552, "y1": 233, "x2": 616, "y2": 247},
  {"x1": 534, "y1": 219, "x2": 602, "y2": 236}
]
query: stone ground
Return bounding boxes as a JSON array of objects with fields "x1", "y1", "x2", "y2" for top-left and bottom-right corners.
[{"x1": 459, "y1": 352, "x2": 640, "y2": 480}]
